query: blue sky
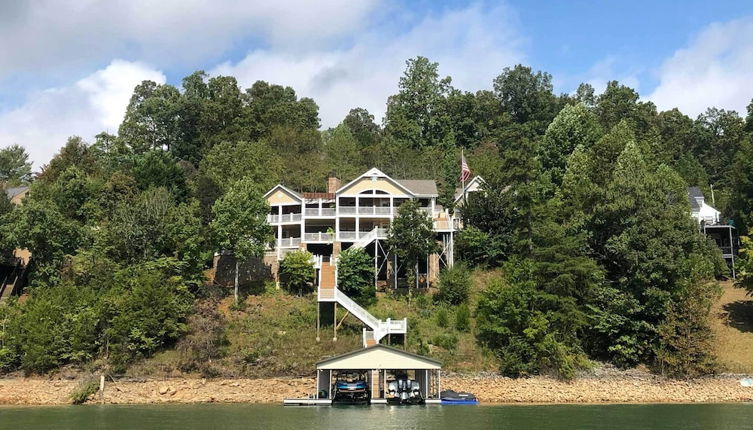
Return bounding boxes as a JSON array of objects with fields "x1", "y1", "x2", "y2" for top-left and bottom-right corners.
[{"x1": 1, "y1": 1, "x2": 753, "y2": 167}]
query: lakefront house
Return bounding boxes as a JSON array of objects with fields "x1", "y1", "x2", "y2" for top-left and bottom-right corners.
[{"x1": 262, "y1": 167, "x2": 483, "y2": 290}]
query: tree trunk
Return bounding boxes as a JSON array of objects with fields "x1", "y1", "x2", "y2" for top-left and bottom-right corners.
[{"x1": 234, "y1": 259, "x2": 240, "y2": 305}]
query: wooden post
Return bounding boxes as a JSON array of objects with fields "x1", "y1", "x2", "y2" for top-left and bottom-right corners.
[
  {"x1": 316, "y1": 303, "x2": 320, "y2": 342},
  {"x1": 374, "y1": 240, "x2": 378, "y2": 288},
  {"x1": 333, "y1": 302, "x2": 337, "y2": 341},
  {"x1": 100, "y1": 374, "x2": 105, "y2": 404}
]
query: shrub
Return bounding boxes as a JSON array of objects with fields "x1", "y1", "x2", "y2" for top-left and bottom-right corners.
[
  {"x1": 431, "y1": 333, "x2": 458, "y2": 351},
  {"x1": 279, "y1": 250, "x2": 315, "y2": 296},
  {"x1": 70, "y1": 376, "x2": 99, "y2": 404},
  {"x1": 476, "y1": 271, "x2": 585, "y2": 380},
  {"x1": 336, "y1": 248, "x2": 376, "y2": 305},
  {"x1": 177, "y1": 300, "x2": 228, "y2": 375},
  {"x1": 435, "y1": 307, "x2": 449, "y2": 328},
  {"x1": 455, "y1": 304, "x2": 471, "y2": 332},
  {"x1": 437, "y1": 264, "x2": 471, "y2": 305}
]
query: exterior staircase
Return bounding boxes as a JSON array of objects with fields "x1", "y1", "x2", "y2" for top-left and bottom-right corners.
[
  {"x1": 349, "y1": 228, "x2": 379, "y2": 249},
  {"x1": 318, "y1": 256, "x2": 407, "y2": 347}
]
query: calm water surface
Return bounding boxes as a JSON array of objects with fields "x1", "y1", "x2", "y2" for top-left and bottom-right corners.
[{"x1": 1, "y1": 403, "x2": 752, "y2": 429}]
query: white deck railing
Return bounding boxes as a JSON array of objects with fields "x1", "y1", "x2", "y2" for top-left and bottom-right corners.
[
  {"x1": 276, "y1": 237, "x2": 301, "y2": 248},
  {"x1": 305, "y1": 208, "x2": 336, "y2": 217},
  {"x1": 304, "y1": 232, "x2": 335, "y2": 242},
  {"x1": 268, "y1": 213, "x2": 302, "y2": 223}
]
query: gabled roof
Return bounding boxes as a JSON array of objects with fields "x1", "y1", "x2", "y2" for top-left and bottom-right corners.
[
  {"x1": 263, "y1": 184, "x2": 302, "y2": 201},
  {"x1": 395, "y1": 179, "x2": 437, "y2": 197},
  {"x1": 336, "y1": 167, "x2": 416, "y2": 196},
  {"x1": 454, "y1": 176, "x2": 485, "y2": 202},
  {"x1": 688, "y1": 187, "x2": 704, "y2": 212},
  {"x1": 316, "y1": 344, "x2": 441, "y2": 370},
  {"x1": 4, "y1": 186, "x2": 29, "y2": 200}
]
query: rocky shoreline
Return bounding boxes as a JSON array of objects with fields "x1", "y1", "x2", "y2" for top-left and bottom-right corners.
[{"x1": 2, "y1": 371, "x2": 753, "y2": 405}]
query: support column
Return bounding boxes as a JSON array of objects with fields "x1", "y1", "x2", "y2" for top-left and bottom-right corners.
[
  {"x1": 316, "y1": 303, "x2": 321, "y2": 342},
  {"x1": 355, "y1": 196, "x2": 360, "y2": 238},
  {"x1": 333, "y1": 302, "x2": 337, "y2": 341},
  {"x1": 730, "y1": 227, "x2": 736, "y2": 279},
  {"x1": 374, "y1": 240, "x2": 378, "y2": 288},
  {"x1": 277, "y1": 206, "x2": 282, "y2": 260}
]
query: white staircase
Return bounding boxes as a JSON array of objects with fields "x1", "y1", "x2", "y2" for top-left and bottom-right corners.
[
  {"x1": 318, "y1": 279, "x2": 407, "y2": 348},
  {"x1": 350, "y1": 228, "x2": 379, "y2": 249}
]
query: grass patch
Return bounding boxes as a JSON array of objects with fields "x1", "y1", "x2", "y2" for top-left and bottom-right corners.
[{"x1": 70, "y1": 376, "x2": 99, "y2": 404}]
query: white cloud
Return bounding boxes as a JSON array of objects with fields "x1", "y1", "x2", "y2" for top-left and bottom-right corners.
[
  {"x1": 0, "y1": 60, "x2": 165, "y2": 168},
  {"x1": 210, "y1": 3, "x2": 525, "y2": 127},
  {"x1": 0, "y1": 0, "x2": 380, "y2": 79},
  {"x1": 649, "y1": 18, "x2": 753, "y2": 117}
]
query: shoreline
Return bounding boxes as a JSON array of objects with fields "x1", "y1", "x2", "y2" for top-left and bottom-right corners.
[{"x1": 1, "y1": 373, "x2": 752, "y2": 406}]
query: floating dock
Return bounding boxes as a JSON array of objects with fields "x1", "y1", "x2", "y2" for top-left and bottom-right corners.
[{"x1": 283, "y1": 398, "x2": 332, "y2": 406}]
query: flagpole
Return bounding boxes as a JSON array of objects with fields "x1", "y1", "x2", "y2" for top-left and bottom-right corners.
[{"x1": 461, "y1": 148, "x2": 467, "y2": 205}]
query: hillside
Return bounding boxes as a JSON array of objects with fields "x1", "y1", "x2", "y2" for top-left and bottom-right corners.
[
  {"x1": 711, "y1": 282, "x2": 753, "y2": 374},
  {"x1": 127, "y1": 271, "x2": 500, "y2": 379}
]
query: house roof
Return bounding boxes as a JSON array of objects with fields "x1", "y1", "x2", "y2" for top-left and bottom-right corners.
[
  {"x1": 395, "y1": 179, "x2": 437, "y2": 197},
  {"x1": 4, "y1": 186, "x2": 29, "y2": 200},
  {"x1": 336, "y1": 167, "x2": 416, "y2": 196},
  {"x1": 263, "y1": 184, "x2": 302, "y2": 201},
  {"x1": 316, "y1": 344, "x2": 441, "y2": 370},
  {"x1": 688, "y1": 186, "x2": 703, "y2": 212},
  {"x1": 454, "y1": 176, "x2": 486, "y2": 202}
]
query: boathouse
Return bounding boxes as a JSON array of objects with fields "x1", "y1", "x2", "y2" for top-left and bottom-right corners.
[{"x1": 314, "y1": 344, "x2": 442, "y2": 404}]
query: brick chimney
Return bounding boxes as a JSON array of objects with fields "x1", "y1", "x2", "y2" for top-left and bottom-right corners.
[{"x1": 327, "y1": 176, "x2": 341, "y2": 194}]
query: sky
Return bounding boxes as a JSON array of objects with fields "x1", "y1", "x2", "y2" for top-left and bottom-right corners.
[{"x1": 1, "y1": 0, "x2": 753, "y2": 168}]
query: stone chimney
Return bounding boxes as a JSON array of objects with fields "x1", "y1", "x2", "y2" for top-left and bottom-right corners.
[{"x1": 327, "y1": 176, "x2": 341, "y2": 194}]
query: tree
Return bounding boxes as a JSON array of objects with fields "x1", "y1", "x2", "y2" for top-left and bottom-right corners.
[
  {"x1": 131, "y1": 150, "x2": 187, "y2": 199},
  {"x1": 322, "y1": 124, "x2": 364, "y2": 183},
  {"x1": 279, "y1": 250, "x2": 315, "y2": 296},
  {"x1": 199, "y1": 140, "x2": 282, "y2": 194},
  {"x1": 539, "y1": 103, "x2": 602, "y2": 186},
  {"x1": 119, "y1": 81, "x2": 182, "y2": 153},
  {"x1": 493, "y1": 64, "x2": 557, "y2": 134},
  {"x1": 210, "y1": 178, "x2": 272, "y2": 303},
  {"x1": 387, "y1": 200, "x2": 439, "y2": 291},
  {"x1": 334, "y1": 248, "x2": 375, "y2": 304},
  {"x1": 0, "y1": 145, "x2": 32, "y2": 185},
  {"x1": 436, "y1": 264, "x2": 471, "y2": 305},
  {"x1": 2, "y1": 198, "x2": 84, "y2": 268},
  {"x1": 476, "y1": 264, "x2": 585, "y2": 380},
  {"x1": 384, "y1": 56, "x2": 452, "y2": 148},
  {"x1": 343, "y1": 108, "x2": 380, "y2": 147}
]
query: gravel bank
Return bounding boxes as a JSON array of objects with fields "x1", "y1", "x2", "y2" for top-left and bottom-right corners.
[{"x1": 2, "y1": 370, "x2": 753, "y2": 405}]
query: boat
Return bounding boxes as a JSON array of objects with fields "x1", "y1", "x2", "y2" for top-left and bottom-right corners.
[{"x1": 440, "y1": 390, "x2": 479, "y2": 405}]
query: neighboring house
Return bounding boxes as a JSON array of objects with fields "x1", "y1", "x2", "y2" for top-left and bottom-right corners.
[
  {"x1": 688, "y1": 186, "x2": 738, "y2": 277},
  {"x1": 4, "y1": 186, "x2": 29, "y2": 206},
  {"x1": 264, "y1": 168, "x2": 481, "y2": 289}
]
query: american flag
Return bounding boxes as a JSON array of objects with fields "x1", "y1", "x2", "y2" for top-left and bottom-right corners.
[{"x1": 460, "y1": 154, "x2": 471, "y2": 183}]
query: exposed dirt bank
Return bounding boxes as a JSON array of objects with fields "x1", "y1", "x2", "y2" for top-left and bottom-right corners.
[{"x1": 2, "y1": 371, "x2": 752, "y2": 405}]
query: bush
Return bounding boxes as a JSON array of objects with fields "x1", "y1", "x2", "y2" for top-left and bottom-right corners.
[
  {"x1": 279, "y1": 250, "x2": 315, "y2": 295},
  {"x1": 455, "y1": 304, "x2": 471, "y2": 332},
  {"x1": 476, "y1": 270, "x2": 585, "y2": 380},
  {"x1": 177, "y1": 300, "x2": 228, "y2": 375},
  {"x1": 431, "y1": 333, "x2": 458, "y2": 351},
  {"x1": 435, "y1": 307, "x2": 449, "y2": 328},
  {"x1": 71, "y1": 376, "x2": 99, "y2": 404},
  {"x1": 106, "y1": 259, "x2": 194, "y2": 372},
  {"x1": 437, "y1": 264, "x2": 471, "y2": 305},
  {"x1": 336, "y1": 248, "x2": 376, "y2": 305}
]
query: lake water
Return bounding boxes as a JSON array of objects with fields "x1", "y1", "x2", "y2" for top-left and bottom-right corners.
[{"x1": 1, "y1": 403, "x2": 752, "y2": 429}]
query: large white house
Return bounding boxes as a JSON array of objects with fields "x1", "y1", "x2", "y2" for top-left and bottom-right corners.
[
  {"x1": 688, "y1": 186, "x2": 738, "y2": 277},
  {"x1": 263, "y1": 167, "x2": 481, "y2": 287}
]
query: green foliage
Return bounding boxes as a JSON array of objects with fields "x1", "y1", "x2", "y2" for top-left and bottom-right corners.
[
  {"x1": 431, "y1": 332, "x2": 458, "y2": 351},
  {"x1": 476, "y1": 268, "x2": 584, "y2": 380},
  {"x1": 435, "y1": 307, "x2": 449, "y2": 328},
  {"x1": 656, "y1": 282, "x2": 720, "y2": 378},
  {"x1": 210, "y1": 178, "x2": 271, "y2": 261},
  {"x1": 455, "y1": 303, "x2": 471, "y2": 332},
  {"x1": 279, "y1": 250, "x2": 315, "y2": 296},
  {"x1": 437, "y1": 264, "x2": 471, "y2": 305},
  {"x1": 199, "y1": 140, "x2": 282, "y2": 194},
  {"x1": 387, "y1": 200, "x2": 439, "y2": 288},
  {"x1": 336, "y1": 248, "x2": 375, "y2": 305},
  {"x1": 70, "y1": 377, "x2": 100, "y2": 405},
  {"x1": 0, "y1": 144, "x2": 32, "y2": 185},
  {"x1": 106, "y1": 259, "x2": 194, "y2": 372}
]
